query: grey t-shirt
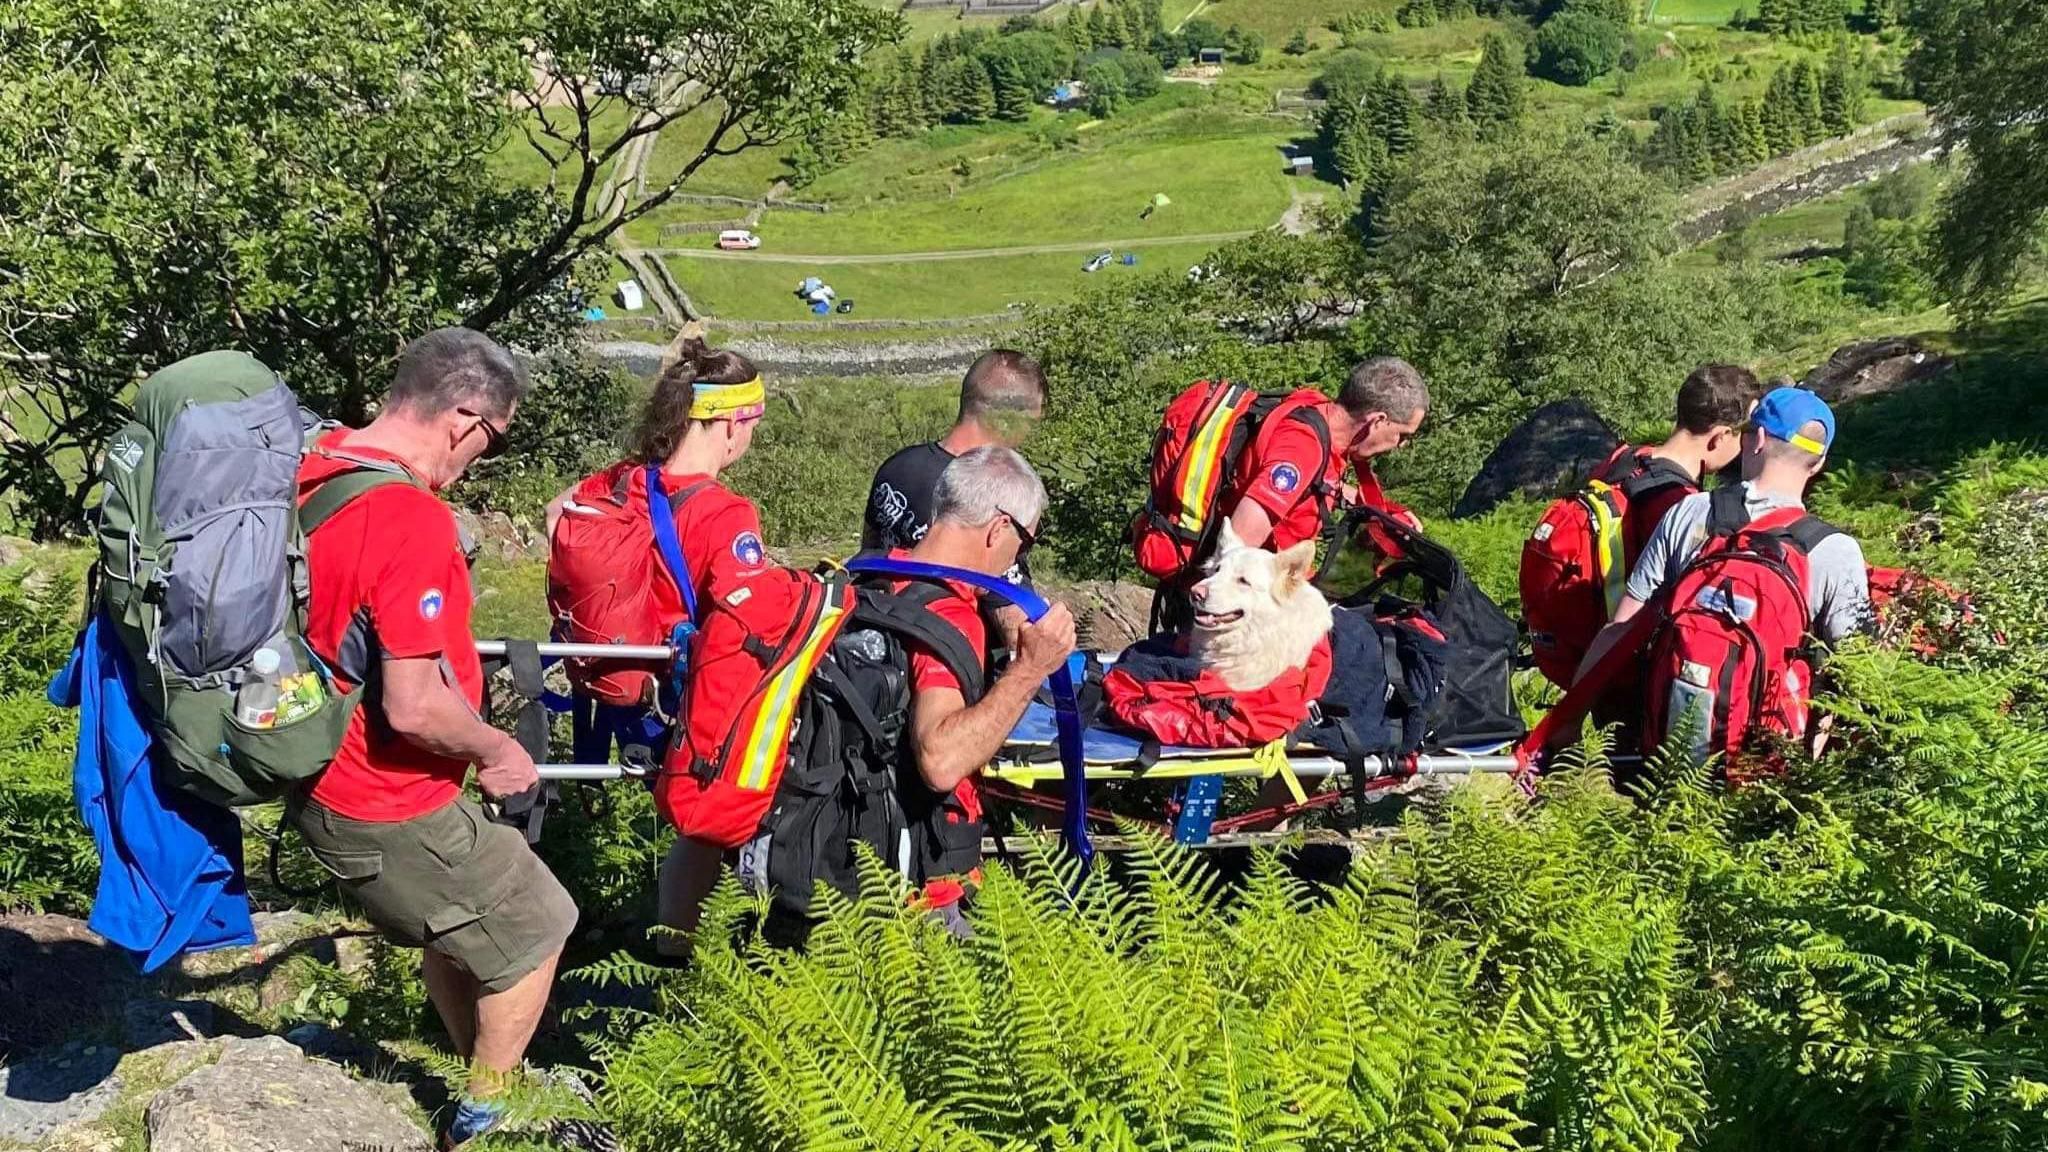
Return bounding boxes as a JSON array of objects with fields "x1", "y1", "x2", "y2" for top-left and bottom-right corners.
[{"x1": 1625, "y1": 483, "x2": 1870, "y2": 644}]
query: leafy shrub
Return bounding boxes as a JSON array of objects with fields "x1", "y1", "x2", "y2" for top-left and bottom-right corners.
[
  {"x1": 1530, "y1": 11, "x2": 1627, "y2": 86},
  {"x1": 0, "y1": 564, "x2": 95, "y2": 914},
  {"x1": 586, "y1": 631, "x2": 2048, "y2": 1151}
]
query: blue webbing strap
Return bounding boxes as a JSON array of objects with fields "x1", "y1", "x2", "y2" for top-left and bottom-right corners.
[
  {"x1": 643, "y1": 464, "x2": 698, "y2": 624},
  {"x1": 844, "y1": 555, "x2": 1094, "y2": 873}
]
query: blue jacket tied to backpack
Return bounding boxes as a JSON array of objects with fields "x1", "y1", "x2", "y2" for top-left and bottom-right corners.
[{"x1": 48, "y1": 613, "x2": 254, "y2": 972}]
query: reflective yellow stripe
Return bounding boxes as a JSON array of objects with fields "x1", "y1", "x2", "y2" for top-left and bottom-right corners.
[
  {"x1": 1177, "y1": 390, "x2": 1248, "y2": 535},
  {"x1": 734, "y1": 595, "x2": 847, "y2": 792},
  {"x1": 1789, "y1": 432, "x2": 1826, "y2": 455},
  {"x1": 1586, "y1": 481, "x2": 1628, "y2": 617}
]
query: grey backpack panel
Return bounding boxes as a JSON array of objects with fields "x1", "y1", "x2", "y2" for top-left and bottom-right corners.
[{"x1": 153, "y1": 383, "x2": 303, "y2": 677}]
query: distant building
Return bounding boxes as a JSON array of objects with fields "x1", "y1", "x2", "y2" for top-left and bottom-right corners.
[
  {"x1": 1285, "y1": 155, "x2": 1315, "y2": 176},
  {"x1": 1195, "y1": 47, "x2": 1225, "y2": 66},
  {"x1": 614, "y1": 279, "x2": 645, "y2": 312}
]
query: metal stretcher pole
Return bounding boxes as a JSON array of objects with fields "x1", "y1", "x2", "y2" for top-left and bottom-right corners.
[
  {"x1": 474, "y1": 640, "x2": 676, "y2": 661},
  {"x1": 534, "y1": 754, "x2": 1530, "y2": 783}
]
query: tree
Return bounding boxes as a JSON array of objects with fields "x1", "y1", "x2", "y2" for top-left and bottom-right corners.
[
  {"x1": 1061, "y1": 7, "x2": 1093, "y2": 53},
  {"x1": 0, "y1": 0, "x2": 897, "y2": 536},
  {"x1": 1790, "y1": 59, "x2": 1826, "y2": 144},
  {"x1": 1907, "y1": 0, "x2": 2048, "y2": 315},
  {"x1": 1820, "y1": 39, "x2": 1863, "y2": 137},
  {"x1": 1374, "y1": 76, "x2": 1422, "y2": 156},
  {"x1": 1425, "y1": 73, "x2": 1470, "y2": 129},
  {"x1": 980, "y1": 31, "x2": 1068, "y2": 122},
  {"x1": 1180, "y1": 17, "x2": 1227, "y2": 61},
  {"x1": 1089, "y1": 4, "x2": 1123, "y2": 49},
  {"x1": 948, "y1": 57, "x2": 998, "y2": 123},
  {"x1": 1530, "y1": 10, "x2": 1627, "y2": 87},
  {"x1": 1228, "y1": 27, "x2": 1266, "y2": 65},
  {"x1": 1760, "y1": 64, "x2": 1803, "y2": 155},
  {"x1": 1466, "y1": 33, "x2": 1527, "y2": 137},
  {"x1": 1285, "y1": 27, "x2": 1312, "y2": 55},
  {"x1": 1083, "y1": 58, "x2": 1129, "y2": 117}
]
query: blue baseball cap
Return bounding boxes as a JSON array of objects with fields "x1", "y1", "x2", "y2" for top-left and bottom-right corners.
[{"x1": 1751, "y1": 386, "x2": 1835, "y2": 455}]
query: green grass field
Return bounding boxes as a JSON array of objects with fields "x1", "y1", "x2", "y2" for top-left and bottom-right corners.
[
  {"x1": 755, "y1": 135, "x2": 1294, "y2": 253},
  {"x1": 490, "y1": 104, "x2": 631, "y2": 194},
  {"x1": 1646, "y1": 0, "x2": 1744, "y2": 25},
  {"x1": 1191, "y1": 0, "x2": 1398, "y2": 41},
  {"x1": 668, "y1": 240, "x2": 1223, "y2": 320}
]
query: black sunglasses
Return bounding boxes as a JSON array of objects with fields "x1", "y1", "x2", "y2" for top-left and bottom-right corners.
[
  {"x1": 460, "y1": 408, "x2": 510, "y2": 460},
  {"x1": 1002, "y1": 510, "x2": 1039, "y2": 555}
]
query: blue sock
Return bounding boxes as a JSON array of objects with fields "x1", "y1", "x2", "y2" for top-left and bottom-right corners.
[{"x1": 446, "y1": 1096, "x2": 508, "y2": 1146}]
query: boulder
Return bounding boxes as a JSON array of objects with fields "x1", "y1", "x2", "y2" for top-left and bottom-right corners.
[
  {"x1": 1803, "y1": 337, "x2": 1955, "y2": 406},
  {"x1": 1453, "y1": 400, "x2": 1622, "y2": 519},
  {"x1": 145, "y1": 1035, "x2": 430, "y2": 1152},
  {"x1": 0, "y1": 535, "x2": 30, "y2": 568},
  {"x1": 0, "y1": 915, "x2": 144, "y2": 1059},
  {"x1": 0, "y1": 1042, "x2": 124, "y2": 1146}
]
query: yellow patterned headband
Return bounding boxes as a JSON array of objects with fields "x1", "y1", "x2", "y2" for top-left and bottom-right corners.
[{"x1": 689, "y1": 376, "x2": 766, "y2": 421}]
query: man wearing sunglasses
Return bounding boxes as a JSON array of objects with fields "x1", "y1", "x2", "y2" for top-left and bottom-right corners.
[
  {"x1": 881, "y1": 446, "x2": 1077, "y2": 922},
  {"x1": 294, "y1": 327, "x2": 578, "y2": 1150},
  {"x1": 1222, "y1": 355, "x2": 1430, "y2": 558}
]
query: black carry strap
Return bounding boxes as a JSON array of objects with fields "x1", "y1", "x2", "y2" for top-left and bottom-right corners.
[
  {"x1": 1619, "y1": 455, "x2": 1698, "y2": 503},
  {"x1": 480, "y1": 638, "x2": 557, "y2": 845},
  {"x1": 1706, "y1": 484, "x2": 1752, "y2": 538},
  {"x1": 1782, "y1": 514, "x2": 1841, "y2": 554}
]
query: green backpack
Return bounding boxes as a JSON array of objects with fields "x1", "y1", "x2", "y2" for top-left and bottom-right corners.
[{"x1": 94, "y1": 350, "x2": 416, "y2": 807}]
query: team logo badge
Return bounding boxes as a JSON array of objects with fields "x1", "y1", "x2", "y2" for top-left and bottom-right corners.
[
  {"x1": 418, "y1": 588, "x2": 445, "y2": 621},
  {"x1": 1269, "y1": 462, "x2": 1301, "y2": 494},
  {"x1": 732, "y1": 531, "x2": 766, "y2": 568}
]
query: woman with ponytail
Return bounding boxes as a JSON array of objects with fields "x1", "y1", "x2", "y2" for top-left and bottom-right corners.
[{"x1": 546, "y1": 335, "x2": 777, "y2": 962}]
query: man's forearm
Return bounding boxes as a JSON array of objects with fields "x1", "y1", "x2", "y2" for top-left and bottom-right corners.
[
  {"x1": 382, "y1": 668, "x2": 515, "y2": 765},
  {"x1": 920, "y1": 668, "x2": 1042, "y2": 791}
]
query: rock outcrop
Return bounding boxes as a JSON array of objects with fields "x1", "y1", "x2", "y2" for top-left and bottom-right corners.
[
  {"x1": 1803, "y1": 337, "x2": 1955, "y2": 406},
  {"x1": 144, "y1": 1036, "x2": 429, "y2": 1152},
  {"x1": 1453, "y1": 399, "x2": 1622, "y2": 519}
]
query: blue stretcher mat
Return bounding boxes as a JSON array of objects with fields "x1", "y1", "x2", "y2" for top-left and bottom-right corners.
[{"x1": 1003, "y1": 702, "x2": 1516, "y2": 768}]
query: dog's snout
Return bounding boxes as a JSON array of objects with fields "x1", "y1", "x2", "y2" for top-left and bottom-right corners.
[{"x1": 1189, "y1": 579, "x2": 1210, "y2": 604}]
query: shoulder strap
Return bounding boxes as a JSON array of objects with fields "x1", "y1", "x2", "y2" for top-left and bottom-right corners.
[
  {"x1": 300, "y1": 465, "x2": 418, "y2": 533},
  {"x1": 1619, "y1": 455, "x2": 1697, "y2": 502},
  {"x1": 1286, "y1": 403, "x2": 1335, "y2": 485},
  {"x1": 644, "y1": 465, "x2": 711, "y2": 624},
  {"x1": 1779, "y1": 514, "x2": 1840, "y2": 555},
  {"x1": 851, "y1": 579, "x2": 987, "y2": 704},
  {"x1": 1705, "y1": 484, "x2": 1750, "y2": 538},
  {"x1": 1589, "y1": 443, "x2": 1639, "y2": 486}
]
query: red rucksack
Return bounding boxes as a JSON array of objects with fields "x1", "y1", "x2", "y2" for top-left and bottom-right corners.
[
  {"x1": 1643, "y1": 486, "x2": 1840, "y2": 779},
  {"x1": 1130, "y1": 381, "x2": 1334, "y2": 583},
  {"x1": 1520, "y1": 446, "x2": 1697, "y2": 687},
  {"x1": 545, "y1": 462, "x2": 704, "y2": 707}
]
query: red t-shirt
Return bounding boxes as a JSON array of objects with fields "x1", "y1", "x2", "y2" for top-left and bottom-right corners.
[
  {"x1": 887, "y1": 550, "x2": 989, "y2": 822},
  {"x1": 299, "y1": 430, "x2": 484, "y2": 822},
  {"x1": 643, "y1": 470, "x2": 774, "y2": 619},
  {"x1": 1229, "y1": 392, "x2": 1346, "y2": 551}
]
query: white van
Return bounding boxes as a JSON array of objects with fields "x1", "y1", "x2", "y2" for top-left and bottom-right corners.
[{"x1": 717, "y1": 229, "x2": 762, "y2": 251}]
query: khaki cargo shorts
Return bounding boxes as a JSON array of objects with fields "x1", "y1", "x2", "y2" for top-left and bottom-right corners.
[{"x1": 289, "y1": 796, "x2": 578, "y2": 993}]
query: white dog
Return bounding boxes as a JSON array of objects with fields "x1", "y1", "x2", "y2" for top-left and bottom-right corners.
[{"x1": 1186, "y1": 521, "x2": 1334, "y2": 692}]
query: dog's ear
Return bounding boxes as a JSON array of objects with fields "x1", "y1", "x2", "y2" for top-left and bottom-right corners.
[
  {"x1": 1216, "y1": 517, "x2": 1245, "y2": 554},
  {"x1": 1274, "y1": 539, "x2": 1316, "y2": 594}
]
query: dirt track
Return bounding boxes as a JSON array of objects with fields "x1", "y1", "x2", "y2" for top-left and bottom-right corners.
[{"x1": 647, "y1": 231, "x2": 1257, "y2": 265}]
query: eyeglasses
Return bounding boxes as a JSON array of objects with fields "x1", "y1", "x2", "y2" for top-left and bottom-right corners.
[
  {"x1": 1001, "y1": 509, "x2": 1039, "y2": 557},
  {"x1": 460, "y1": 408, "x2": 510, "y2": 460}
]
